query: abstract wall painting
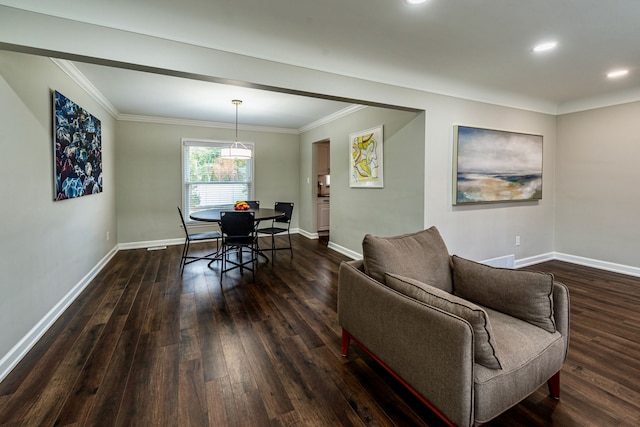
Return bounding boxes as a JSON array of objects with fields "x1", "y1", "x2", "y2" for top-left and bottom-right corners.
[
  {"x1": 453, "y1": 125, "x2": 542, "y2": 205},
  {"x1": 350, "y1": 125, "x2": 384, "y2": 188},
  {"x1": 53, "y1": 90, "x2": 102, "y2": 200}
]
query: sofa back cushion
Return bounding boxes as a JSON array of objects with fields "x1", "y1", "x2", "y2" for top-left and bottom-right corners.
[
  {"x1": 451, "y1": 256, "x2": 556, "y2": 333},
  {"x1": 386, "y1": 273, "x2": 502, "y2": 370},
  {"x1": 362, "y1": 227, "x2": 453, "y2": 292}
]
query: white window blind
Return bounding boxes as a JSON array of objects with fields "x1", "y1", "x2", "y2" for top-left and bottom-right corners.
[{"x1": 182, "y1": 139, "x2": 254, "y2": 220}]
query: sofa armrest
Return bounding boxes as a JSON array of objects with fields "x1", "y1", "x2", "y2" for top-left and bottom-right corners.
[
  {"x1": 338, "y1": 260, "x2": 475, "y2": 427},
  {"x1": 552, "y1": 281, "x2": 570, "y2": 360}
]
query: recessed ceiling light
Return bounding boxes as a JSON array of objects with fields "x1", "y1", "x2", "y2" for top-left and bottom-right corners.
[
  {"x1": 405, "y1": 0, "x2": 428, "y2": 4},
  {"x1": 607, "y1": 69, "x2": 629, "y2": 78},
  {"x1": 532, "y1": 42, "x2": 558, "y2": 52}
]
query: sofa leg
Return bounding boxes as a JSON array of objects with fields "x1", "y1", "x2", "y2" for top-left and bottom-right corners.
[
  {"x1": 341, "y1": 329, "x2": 351, "y2": 357},
  {"x1": 548, "y1": 371, "x2": 560, "y2": 399}
]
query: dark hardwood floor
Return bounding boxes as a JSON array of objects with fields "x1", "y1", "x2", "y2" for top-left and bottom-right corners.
[{"x1": 0, "y1": 235, "x2": 639, "y2": 426}]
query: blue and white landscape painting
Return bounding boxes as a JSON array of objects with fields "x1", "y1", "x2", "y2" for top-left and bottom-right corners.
[{"x1": 454, "y1": 126, "x2": 542, "y2": 204}]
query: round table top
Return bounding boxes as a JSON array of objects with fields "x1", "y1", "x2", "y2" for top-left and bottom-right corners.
[{"x1": 189, "y1": 206, "x2": 285, "y2": 222}]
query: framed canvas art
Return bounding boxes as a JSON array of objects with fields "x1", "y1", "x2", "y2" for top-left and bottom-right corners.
[
  {"x1": 53, "y1": 90, "x2": 102, "y2": 200},
  {"x1": 453, "y1": 125, "x2": 542, "y2": 205},
  {"x1": 349, "y1": 125, "x2": 383, "y2": 188}
]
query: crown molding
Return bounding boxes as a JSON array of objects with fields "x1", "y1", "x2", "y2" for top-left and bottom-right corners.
[
  {"x1": 557, "y1": 88, "x2": 640, "y2": 115},
  {"x1": 117, "y1": 114, "x2": 299, "y2": 134},
  {"x1": 51, "y1": 57, "x2": 363, "y2": 133},
  {"x1": 298, "y1": 104, "x2": 367, "y2": 133},
  {"x1": 50, "y1": 58, "x2": 120, "y2": 118}
]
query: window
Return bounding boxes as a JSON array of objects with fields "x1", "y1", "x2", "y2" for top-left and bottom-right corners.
[{"x1": 182, "y1": 139, "x2": 254, "y2": 220}]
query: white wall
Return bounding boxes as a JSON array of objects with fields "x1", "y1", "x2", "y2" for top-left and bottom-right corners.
[
  {"x1": 0, "y1": 51, "x2": 117, "y2": 374},
  {"x1": 556, "y1": 102, "x2": 640, "y2": 268}
]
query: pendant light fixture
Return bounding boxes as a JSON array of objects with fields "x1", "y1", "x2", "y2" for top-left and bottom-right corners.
[{"x1": 221, "y1": 99, "x2": 252, "y2": 160}]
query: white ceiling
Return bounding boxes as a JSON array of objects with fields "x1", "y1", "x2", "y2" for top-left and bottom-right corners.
[
  {"x1": 4, "y1": 0, "x2": 640, "y2": 127},
  {"x1": 68, "y1": 61, "x2": 355, "y2": 130}
]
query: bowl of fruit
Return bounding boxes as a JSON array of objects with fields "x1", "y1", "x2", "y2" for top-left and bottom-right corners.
[{"x1": 234, "y1": 201, "x2": 251, "y2": 210}]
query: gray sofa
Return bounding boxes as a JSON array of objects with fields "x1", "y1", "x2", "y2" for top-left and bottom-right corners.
[{"x1": 338, "y1": 227, "x2": 570, "y2": 426}]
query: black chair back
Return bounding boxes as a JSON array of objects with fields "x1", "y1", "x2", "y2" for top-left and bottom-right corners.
[
  {"x1": 274, "y1": 202, "x2": 294, "y2": 224},
  {"x1": 246, "y1": 200, "x2": 260, "y2": 209},
  {"x1": 221, "y1": 211, "x2": 256, "y2": 243}
]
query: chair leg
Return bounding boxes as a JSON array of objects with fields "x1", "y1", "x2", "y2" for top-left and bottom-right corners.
[
  {"x1": 220, "y1": 245, "x2": 225, "y2": 283},
  {"x1": 251, "y1": 244, "x2": 256, "y2": 280},
  {"x1": 287, "y1": 231, "x2": 293, "y2": 257},
  {"x1": 548, "y1": 371, "x2": 561, "y2": 399},
  {"x1": 271, "y1": 234, "x2": 276, "y2": 261},
  {"x1": 207, "y1": 238, "x2": 221, "y2": 267},
  {"x1": 341, "y1": 329, "x2": 351, "y2": 357},
  {"x1": 180, "y1": 238, "x2": 190, "y2": 274},
  {"x1": 243, "y1": 246, "x2": 251, "y2": 275}
]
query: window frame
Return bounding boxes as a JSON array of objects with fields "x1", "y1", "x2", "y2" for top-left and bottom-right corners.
[{"x1": 181, "y1": 138, "x2": 255, "y2": 223}]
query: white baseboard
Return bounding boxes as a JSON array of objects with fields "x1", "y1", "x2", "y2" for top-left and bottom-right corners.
[
  {"x1": 480, "y1": 253, "x2": 556, "y2": 269},
  {"x1": 482, "y1": 254, "x2": 515, "y2": 268},
  {"x1": 327, "y1": 242, "x2": 362, "y2": 260},
  {"x1": 119, "y1": 229, "x2": 304, "y2": 251},
  {"x1": 0, "y1": 244, "x2": 119, "y2": 383},
  {"x1": 515, "y1": 252, "x2": 555, "y2": 268},
  {"x1": 509, "y1": 251, "x2": 639, "y2": 277},
  {"x1": 289, "y1": 228, "x2": 301, "y2": 236},
  {"x1": 295, "y1": 230, "x2": 361, "y2": 259},
  {"x1": 118, "y1": 238, "x2": 184, "y2": 250},
  {"x1": 554, "y1": 252, "x2": 640, "y2": 278},
  {"x1": 297, "y1": 228, "x2": 318, "y2": 239},
  {"x1": 318, "y1": 242, "x2": 640, "y2": 276}
]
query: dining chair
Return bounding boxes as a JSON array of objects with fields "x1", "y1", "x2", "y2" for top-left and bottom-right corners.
[
  {"x1": 246, "y1": 200, "x2": 260, "y2": 209},
  {"x1": 177, "y1": 206, "x2": 221, "y2": 274},
  {"x1": 219, "y1": 210, "x2": 258, "y2": 281},
  {"x1": 257, "y1": 202, "x2": 294, "y2": 260}
]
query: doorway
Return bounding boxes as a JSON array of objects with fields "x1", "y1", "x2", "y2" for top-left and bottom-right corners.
[{"x1": 314, "y1": 140, "x2": 330, "y2": 243}]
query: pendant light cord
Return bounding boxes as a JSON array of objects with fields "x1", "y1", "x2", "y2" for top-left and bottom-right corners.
[
  {"x1": 232, "y1": 99, "x2": 242, "y2": 145},
  {"x1": 235, "y1": 101, "x2": 239, "y2": 142}
]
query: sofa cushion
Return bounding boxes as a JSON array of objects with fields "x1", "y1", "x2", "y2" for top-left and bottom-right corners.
[
  {"x1": 473, "y1": 307, "x2": 565, "y2": 423},
  {"x1": 362, "y1": 227, "x2": 453, "y2": 292},
  {"x1": 386, "y1": 273, "x2": 502, "y2": 370},
  {"x1": 451, "y1": 256, "x2": 556, "y2": 333}
]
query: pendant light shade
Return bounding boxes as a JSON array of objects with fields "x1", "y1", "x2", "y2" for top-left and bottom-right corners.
[
  {"x1": 220, "y1": 145, "x2": 252, "y2": 159},
  {"x1": 221, "y1": 99, "x2": 252, "y2": 160}
]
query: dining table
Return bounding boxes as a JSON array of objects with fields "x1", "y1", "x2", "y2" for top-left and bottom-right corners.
[
  {"x1": 189, "y1": 205, "x2": 285, "y2": 263},
  {"x1": 189, "y1": 206, "x2": 285, "y2": 224}
]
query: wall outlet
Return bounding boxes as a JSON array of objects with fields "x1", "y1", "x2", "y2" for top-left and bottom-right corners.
[
  {"x1": 515, "y1": 235, "x2": 521, "y2": 246},
  {"x1": 107, "y1": 231, "x2": 110, "y2": 241}
]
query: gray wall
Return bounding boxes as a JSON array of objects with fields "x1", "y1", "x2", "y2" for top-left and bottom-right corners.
[
  {"x1": 556, "y1": 102, "x2": 640, "y2": 268},
  {"x1": 421, "y1": 93, "x2": 557, "y2": 262},
  {"x1": 301, "y1": 95, "x2": 556, "y2": 262},
  {"x1": 300, "y1": 108, "x2": 425, "y2": 252},
  {"x1": 0, "y1": 51, "x2": 117, "y2": 360},
  {"x1": 116, "y1": 120, "x2": 299, "y2": 243}
]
